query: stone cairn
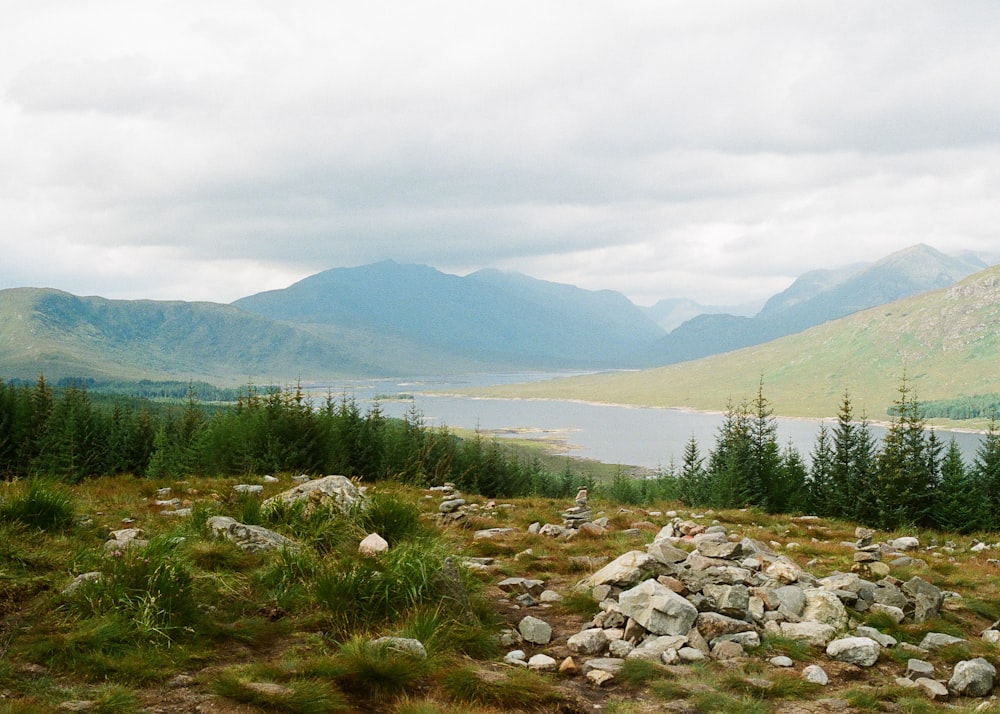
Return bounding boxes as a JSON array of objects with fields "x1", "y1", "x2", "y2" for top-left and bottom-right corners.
[{"x1": 495, "y1": 513, "x2": 999, "y2": 700}]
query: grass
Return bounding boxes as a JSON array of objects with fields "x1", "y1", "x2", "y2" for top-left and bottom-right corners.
[
  {"x1": 9, "y1": 472, "x2": 1000, "y2": 712},
  {"x1": 0, "y1": 480, "x2": 76, "y2": 531}
]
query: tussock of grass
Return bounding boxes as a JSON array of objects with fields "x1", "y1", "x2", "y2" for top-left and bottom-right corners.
[
  {"x1": 0, "y1": 480, "x2": 75, "y2": 532},
  {"x1": 211, "y1": 670, "x2": 348, "y2": 714},
  {"x1": 441, "y1": 666, "x2": 562, "y2": 711}
]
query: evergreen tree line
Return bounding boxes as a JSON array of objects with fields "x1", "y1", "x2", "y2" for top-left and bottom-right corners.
[
  {"x1": 675, "y1": 380, "x2": 1000, "y2": 534},
  {"x1": 0, "y1": 377, "x2": 595, "y2": 499}
]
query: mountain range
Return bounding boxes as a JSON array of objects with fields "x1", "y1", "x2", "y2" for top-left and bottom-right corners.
[{"x1": 0, "y1": 244, "x2": 994, "y2": 397}]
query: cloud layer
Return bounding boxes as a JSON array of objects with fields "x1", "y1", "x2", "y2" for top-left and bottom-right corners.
[{"x1": 3, "y1": 1, "x2": 1000, "y2": 306}]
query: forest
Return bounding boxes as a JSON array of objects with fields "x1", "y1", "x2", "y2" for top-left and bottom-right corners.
[{"x1": 1, "y1": 375, "x2": 998, "y2": 534}]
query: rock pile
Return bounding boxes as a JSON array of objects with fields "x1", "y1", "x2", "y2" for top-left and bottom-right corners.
[{"x1": 499, "y1": 514, "x2": 997, "y2": 700}]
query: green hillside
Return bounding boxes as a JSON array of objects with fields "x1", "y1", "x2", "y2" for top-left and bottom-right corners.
[
  {"x1": 468, "y1": 264, "x2": 1000, "y2": 423},
  {"x1": 0, "y1": 288, "x2": 385, "y2": 384}
]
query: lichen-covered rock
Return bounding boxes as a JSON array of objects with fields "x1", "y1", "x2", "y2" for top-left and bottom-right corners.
[
  {"x1": 206, "y1": 516, "x2": 299, "y2": 553},
  {"x1": 618, "y1": 579, "x2": 698, "y2": 636},
  {"x1": 948, "y1": 658, "x2": 997, "y2": 697},
  {"x1": 826, "y1": 636, "x2": 881, "y2": 667},
  {"x1": 263, "y1": 474, "x2": 362, "y2": 512}
]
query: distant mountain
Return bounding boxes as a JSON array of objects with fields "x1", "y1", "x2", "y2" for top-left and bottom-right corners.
[
  {"x1": 0, "y1": 288, "x2": 378, "y2": 383},
  {"x1": 469, "y1": 262, "x2": 1000, "y2": 420},
  {"x1": 644, "y1": 244, "x2": 988, "y2": 364},
  {"x1": 644, "y1": 298, "x2": 762, "y2": 332},
  {"x1": 233, "y1": 261, "x2": 665, "y2": 369}
]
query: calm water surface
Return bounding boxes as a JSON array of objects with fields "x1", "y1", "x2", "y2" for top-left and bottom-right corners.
[{"x1": 307, "y1": 374, "x2": 985, "y2": 469}]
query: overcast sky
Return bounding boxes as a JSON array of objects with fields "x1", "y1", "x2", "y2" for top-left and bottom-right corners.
[{"x1": 3, "y1": 2, "x2": 1000, "y2": 307}]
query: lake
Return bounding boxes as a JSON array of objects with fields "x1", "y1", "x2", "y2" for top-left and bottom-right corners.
[{"x1": 307, "y1": 373, "x2": 986, "y2": 470}]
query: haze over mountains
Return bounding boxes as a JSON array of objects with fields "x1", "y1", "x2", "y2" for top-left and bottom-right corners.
[{"x1": 0, "y1": 244, "x2": 994, "y2": 397}]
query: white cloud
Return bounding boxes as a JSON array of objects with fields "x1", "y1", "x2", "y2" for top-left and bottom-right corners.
[{"x1": 2, "y1": 1, "x2": 999, "y2": 305}]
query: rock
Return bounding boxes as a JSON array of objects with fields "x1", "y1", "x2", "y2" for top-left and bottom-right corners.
[
  {"x1": 856, "y1": 625, "x2": 897, "y2": 648},
  {"x1": 540, "y1": 589, "x2": 563, "y2": 603},
  {"x1": 646, "y1": 540, "x2": 690, "y2": 565},
  {"x1": 915, "y1": 678, "x2": 950, "y2": 701},
  {"x1": 695, "y1": 612, "x2": 754, "y2": 641},
  {"x1": 263, "y1": 475, "x2": 279, "y2": 483},
  {"x1": 473, "y1": 528, "x2": 516, "y2": 540},
  {"x1": 245, "y1": 682, "x2": 293, "y2": 697},
  {"x1": 586, "y1": 669, "x2": 615, "y2": 687},
  {"x1": 890, "y1": 536, "x2": 920, "y2": 552},
  {"x1": 948, "y1": 658, "x2": 997, "y2": 697},
  {"x1": 518, "y1": 616, "x2": 552, "y2": 645},
  {"x1": 578, "y1": 522, "x2": 606, "y2": 537},
  {"x1": 439, "y1": 498, "x2": 466, "y2": 513},
  {"x1": 371, "y1": 637, "x2": 427, "y2": 659},
  {"x1": 358, "y1": 532, "x2": 388, "y2": 556},
  {"x1": 58, "y1": 701, "x2": 98, "y2": 712},
  {"x1": 233, "y1": 484, "x2": 263, "y2": 494},
  {"x1": 503, "y1": 650, "x2": 527, "y2": 666},
  {"x1": 906, "y1": 659, "x2": 935, "y2": 680},
  {"x1": 770, "y1": 656, "x2": 794, "y2": 667},
  {"x1": 582, "y1": 658, "x2": 625, "y2": 675},
  {"x1": 826, "y1": 637, "x2": 881, "y2": 667},
  {"x1": 618, "y1": 579, "x2": 698, "y2": 636},
  {"x1": 579, "y1": 551, "x2": 663, "y2": 589},
  {"x1": 609, "y1": 639, "x2": 634, "y2": 658},
  {"x1": 263, "y1": 474, "x2": 362, "y2": 512},
  {"x1": 62, "y1": 571, "x2": 102, "y2": 595},
  {"x1": 802, "y1": 589, "x2": 849, "y2": 630},
  {"x1": 498, "y1": 577, "x2": 545, "y2": 597},
  {"x1": 206, "y1": 516, "x2": 299, "y2": 553},
  {"x1": 702, "y1": 583, "x2": 750, "y2": 617},
  {"x1": 779, "y1": 622, "x2": 836, "y2": 647},
  {"x1": 764, "y1": 558, "x2": 802, "y2": 584},
  {"x1": 527, "y1": 654, "x2": 557, "y2": 672},
  {"x1": 711, "y1": 640, "x2": 745, "y2": 660},
  {"x1": 678, "y1": 646, "x2": 707, "y2": 663},
  {"x1": 902, "y1": 576, "x2": 943, "y2": 623},
  {"x1": 919, "y1": 632, "x2": 966, "y2": 650},
  {"x1": 697, "y1": 539, "x2": 743, "y2": 560},
  {"x1": 559, "y1": 657, "x2": 577, "y2": 675},
  {"x1": 626, "y1": 634, "x2": 687, "y2": 662},
  {"x1": 803, "y1": 664, "x2": 829, "y2": 685},
  {"x1": 567, "y1": 628, "x2": 609, "y2": 655}
]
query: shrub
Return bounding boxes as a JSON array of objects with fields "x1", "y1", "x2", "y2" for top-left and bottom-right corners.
[{"x1": 0, "y1": 480, "x2": 75, "y2": 531}]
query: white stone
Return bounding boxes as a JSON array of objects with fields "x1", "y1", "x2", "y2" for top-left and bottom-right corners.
[
  {"x1": 358, "y1": 532, "x2": 388, "y2": 556},
  {"x1": 803, "y1": 664, "x2": 829, "y2": 685}
]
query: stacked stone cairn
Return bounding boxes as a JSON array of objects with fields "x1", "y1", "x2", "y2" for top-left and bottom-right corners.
[{"x1": 499, "y1": 514, "x2": 999, "y2": 699}]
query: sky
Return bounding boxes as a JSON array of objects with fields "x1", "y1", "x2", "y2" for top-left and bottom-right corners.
[{"x1": 3, "y1": 2, "x2": 1000, "y2": 308}]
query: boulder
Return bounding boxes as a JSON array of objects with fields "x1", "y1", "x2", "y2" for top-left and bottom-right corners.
[
  {"x1": 695, "y1": 612, "x2": 754, "y2": 641},
  {"x1": 826, "y1": 637, "x2": 881, "y2": 667},
  {"x1": 803, "y1": 665, "x2": 829, "y2": 685},
  {"x1": 618, "y1": 579, "x2": 698, "y2": 636},
  {"x1": 527, "y1": 654, "x2": 557, "y2": 672},
  {"x1": 919, "y1": 632, "x2": 966, "y2": 650},
  {"x1": 567, "y1": 628, "x2": 609, "y2": 656},
  {"x1": 518, "y1": 616, "x2": 552, "y2": 645},
  {"x1": 263, "y1": 475, "x2": 362, "y2": 512},
  {"x1": 625, "y1": 634, "x2": 687, "y2": 662},
  {"x1": 779, "y1": 622, "x2": 836, "y2": 647},
  {"x1": 802, "y1": 589, "x2": 849, "y2": 630},
  {"x1": 206, "y1": 516, "x2": 299, "y2": 553},
  {"x1": 948, "y1": 658, "x2": 997, "y2": 697},
  {"x1": 579, "y1": 551, "x2": 662, "y2": 589}
]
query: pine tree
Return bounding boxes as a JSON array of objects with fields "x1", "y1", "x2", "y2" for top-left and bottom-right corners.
[
  {"x1": 971, "y1": 415, "x2": 1000, "y2": 530},
  {"x1": 808, "y1": 423, "x2": 835, "y2": 515},
  {"x1": 705, "y1": 400, "x2": 753, "y2": 508},
  {"x1": 874, "y1": 377, "x2": 935, "y2": 529},
  {"x1": 778, "y1": 440, "x2": 810, "y2": 513},
  {"x1": 748, "y1": 380, "x2": 783, "y2": 511},
  {"x1": 933, "y1": 438, "x2": 982, "y2": 533},
  {"x1": 677, "y1": 434, "x2": 706, "y2": 506}
]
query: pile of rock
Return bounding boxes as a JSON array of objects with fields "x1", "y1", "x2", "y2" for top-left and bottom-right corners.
[{"x1": 500, "y1": 516, "x2": 998, "y2": 700}]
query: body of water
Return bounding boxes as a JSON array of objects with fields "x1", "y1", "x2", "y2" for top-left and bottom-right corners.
[{"x1": 306, "y1": 374, "x2": 986, "y2": 470}]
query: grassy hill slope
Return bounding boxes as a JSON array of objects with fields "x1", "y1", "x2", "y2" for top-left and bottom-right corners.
[{"x1": 469, "y1": 264, "x2": 1000, "y2": 422}]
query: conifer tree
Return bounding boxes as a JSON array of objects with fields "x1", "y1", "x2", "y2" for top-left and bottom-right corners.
[
  {"x1": 808, "y1": 423, "x2": 835, "y2": 515},
  {"x1": 748, "y1": 380, "x2": 783, "y2": 511},
  {"x1": 933, "y1": 438, "x2": 981, "y2": 533},
  {"x1": 972, "y1": 415, "x2": 1000, "y2": 530},
  {"x1": 874, "y1": 377, "x2": 935, "y2": 529},
  {"x1": 706, "y1": 400, "x2": 753, "y2": 508},
  {"x1": 677, "y1": 434, "x2": 706, "y2": 506},
  {"x1": 778, "y1": 440, "x2": 810, "y2": 513}
]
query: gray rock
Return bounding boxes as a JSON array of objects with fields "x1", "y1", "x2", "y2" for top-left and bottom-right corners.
[
  {"x1": 902, "y1": 576, "x2": 943, "y2": 623},
  {"x1": 263, "y1": 474, "x2": 362, "y2": 512},
  {"x1": 890, "y1": 536, "x2": 920, "y2": 551},
  {"x1": 697, "y1": 539, "x2": 744, "y2": 560},
  {"x1": 233, "y1": 484, "x2": 263, "y2": 494},
  {"x1": 803, "y1": 664, "x2": 829, "y2": 685},
  {"x1": 770, "y1": 656, "x2": 794, "y2": 667},
  {"x1": 527, "y1": 654, "x2": 557, "y2": 672},
  {"x1": 567, "y1": 628, "x2": 609, "y2": 655},
  {"x1": 579, "y1": 551, "x2": 662, "y2": 589},
  {"x1": 803, "y1": 589, "x2": 849, "y2": 630},
  {"x1": 645, "y1": 540, "x2": 690, "y2": 565},
  {"x1": 626, "y1": 634, "x2": 687, "y2": 662},
  {"x1": 826, "y1": 637, "x2": 881, "y2": 667},
  {"x1": 915, "y1": 677, "x2": 949, "y2": 701},
  {"x1": 856, "y1": 625, "x2": 897, "y2": 648},
  {"x1": 438, "y1": 498, "x2": 466, "y2": 513},
  {"x1": 582, "y1": 658, "x2": 625, "y2": 675},
  {"x1": 919, "y1": 632, "x2": 966, "y2": 650},
  {"x1": 503, "y1": 650, "x2": 527, "y2": 666},
  {"x1": 948, "y1": 658, "x2": 997, "y2": 697},
  {"x1": 779, "y1": 622, "x2": 836, "y2": 647},
  {"x1": 518, "y1": 616, "x2": 552, "y2": 645},
  {"x1": 694, "y1": 611, "x2": 754, "y2": 641},
  {"x1": 370, "y1": 637, "x2": 427, "y2": 659},
  {"x1": 62, "y1": 571, "x2": 102, "y2": 595},
  {"x1": 677, "y1": 646, "x2": 707, "y2": 663},
  {"x1": 618, "y1": 578, "x2": 698, "y2": 636},
  {"x1": 906, "y1": 659, "x2": 935, "y2": 680},
  {"x1": 702, "y1": 583, "x2": 750, "y2": 617},
  {"x1": 206, "y1": 516, "x2": 299, "y2": 553}
]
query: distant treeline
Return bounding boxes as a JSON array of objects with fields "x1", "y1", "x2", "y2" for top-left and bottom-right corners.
[
  {"x1": 0, "y1": 376, "x2": 597, "y2": 500},
  {"x1": 674, "y1": 381, "x2": 1000, "y2": 534},
  {"x1": 906, "y1": 393, "x2": 1000, "y2": 421},
  {"x1": 43, "y1": 378, "x2": 252, "y2": 402},
  {"x1": 3, "y1": 375, "x2": 999, "y2": 533}
]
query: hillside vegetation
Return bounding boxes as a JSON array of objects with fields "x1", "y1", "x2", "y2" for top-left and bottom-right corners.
[{"x1": 469, "y1": 264, "x2": 1000, "y2": 424}]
